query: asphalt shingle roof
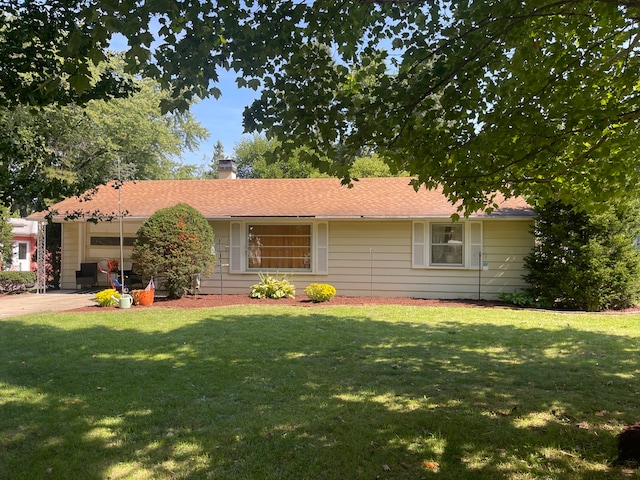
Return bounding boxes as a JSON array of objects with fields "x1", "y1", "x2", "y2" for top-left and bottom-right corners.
[{"x1": 32, "y1": 177, "x2": 534, "y2": 220}]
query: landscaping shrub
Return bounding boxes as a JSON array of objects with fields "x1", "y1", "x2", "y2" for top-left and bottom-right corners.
[
  {"x1": 0, "y1": 271, "x2": 36, "y2": 294},
  {"x1": 94, "y1": 289, "x2": 120, "y2": 307},
  {"x1": 499, "y1": 290, "x2": 550, "y2": 309},
  {"x1": 132, "y1": 203, "x2": 215, "y2": 299},
  {"x1": 250, "y1": 273, "x2": 295, "y2": 299},
  {"x1": 304, "y1": 283, "x2": 336, "y2": 302},
  {"x1": 0, "y1": 206, "x2": 12, "y2": 268},
  {"x1": 524, "y1": 200, "x2": 640, "y2": 311}
]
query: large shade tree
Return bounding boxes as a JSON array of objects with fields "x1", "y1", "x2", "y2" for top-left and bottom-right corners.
[
  {"x1": 233, "y1": 135, "x2": 322, "y2": 179},
  {"x1": 233, "y1": 134, "x2": 404, "y2": 179},
  {"x1": 0, "y1": 61, "x2": 207, "y2": 214},
  {"x1": 3, "y1": 0, "x2": 640, "y2": 213}
]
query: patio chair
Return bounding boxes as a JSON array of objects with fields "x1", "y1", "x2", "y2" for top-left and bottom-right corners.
[{"x1": 75, "y1": 263, "x2": 97, "y2": 289}]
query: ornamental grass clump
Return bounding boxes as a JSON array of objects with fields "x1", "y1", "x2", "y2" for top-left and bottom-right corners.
[
  {"x1": 304, "y1": 283, "x2": 336, "y2": 302},
  {"x1": 94, "y1": 289, "x2": 120, "y2": 307},
  {"x1": 250, "y1": 273, "x2": 295, "y2": 299}
]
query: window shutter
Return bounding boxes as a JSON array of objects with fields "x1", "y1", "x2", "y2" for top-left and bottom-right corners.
[
  {"x1": 315, "y1": 222, "x2": 329, "y2": 274},
  {"x1": 229, "y1": 222, "x2": 242, "y2": 273},
  {"x1": 469, "y1": 222, "x2": 483, "y2": 269},
  {"x1": 412, "y1": 222, "x2": 426, "y2": 268}
]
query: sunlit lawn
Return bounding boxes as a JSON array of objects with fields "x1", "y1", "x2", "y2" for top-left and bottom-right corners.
[{"x1": 1, "y1": 304, "x2": 639, "y2": 479}]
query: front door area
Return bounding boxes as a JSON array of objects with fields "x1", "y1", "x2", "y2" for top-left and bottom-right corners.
[{"x1": 12, "y1": 241, "x2": 31, "y2": 271}]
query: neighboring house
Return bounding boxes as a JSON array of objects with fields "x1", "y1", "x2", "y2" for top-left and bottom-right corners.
[
  {"x1": 29, "y1": 175, "x2": 535, "y2": 299},
  {"x1": 7, "y1": 218, "x2": 38, "y2": 272}
]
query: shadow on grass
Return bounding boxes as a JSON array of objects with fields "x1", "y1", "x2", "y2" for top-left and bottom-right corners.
[{"x1": 0, "y1": 309, "x2": 639, "y2": 479}]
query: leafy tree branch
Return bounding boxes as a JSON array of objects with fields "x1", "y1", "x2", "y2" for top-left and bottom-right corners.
[{"x1": 3, "y1": 0, "x2": 640, "y2": 213}]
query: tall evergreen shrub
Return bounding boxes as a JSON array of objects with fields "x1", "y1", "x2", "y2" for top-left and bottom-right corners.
[
  {"x1": 0, "y1": 206, "x2": 13, "y2": 269},
  {"x1": 524, "y1": 200, "x2": 640, "y2": 311},
  {"x1": 132, "y1": 203, "x2": 214, "y2": 299}
]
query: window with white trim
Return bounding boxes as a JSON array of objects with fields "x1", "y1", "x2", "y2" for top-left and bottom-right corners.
[
  {"x1": 229, "y1": 221, "x2": 328, "y2": 274},
  {"x1": 17, "y1": 242, "x2": 28, "y2": 260},
  {"x1": 413, "y1": 221, "x2": 482, "y2": 268},
  {"x1": 431, "y1": 223, "x2": 464, "y2": 265},
  {"x1": 248, "y1": 224, "x2": 311, "y2": 270}
]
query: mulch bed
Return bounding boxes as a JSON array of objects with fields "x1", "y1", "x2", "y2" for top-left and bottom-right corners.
[
  {"x1": 67, "y1": 293, "x2": 640, "y2": 314},
  {"x1": 69, "y1": 294, "x2": 503, "y2": 313}
]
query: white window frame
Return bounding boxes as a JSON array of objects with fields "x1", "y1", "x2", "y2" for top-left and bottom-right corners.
[
  {"x1": 412, "y1": 221, "x2": 483, "y2": 269},
  {"x1": 229, "y1": 220, "x2": 329, "y2": 274},
  {"x1": 17, "y1": 242, "x2": 28, "y2": 260},
  {"x1": 430, "y1": 223, "x2": 465, "y2": 266}
]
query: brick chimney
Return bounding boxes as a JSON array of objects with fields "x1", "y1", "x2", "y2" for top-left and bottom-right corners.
[{"x1": 218, "y1": 159, "x2": 237, "y2": 180}]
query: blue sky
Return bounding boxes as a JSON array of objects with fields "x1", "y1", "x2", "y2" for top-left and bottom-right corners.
[
  {"x1": 182, "y1": 71, "x2": 262, "y2": 166},
  {"x1": 110, "y1": 33, "x2": 260, "y2": 167}
]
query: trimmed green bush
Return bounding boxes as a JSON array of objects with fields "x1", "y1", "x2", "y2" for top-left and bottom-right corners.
[
  {"x1": 304, "y1": 283, "x2": 336, "y2": 302},
  {"x1": 132, "y1": 203, "x2": 215, "y2": 299},
  {"x1": 0, "y1": 271, "x2": 36, "y2": 294},
  {"x1": 250, "y1": 273, "x2": 295, "y2": 299},
  {"x1": 524, "y1": 200, "x2": 640, "y2": 311}
]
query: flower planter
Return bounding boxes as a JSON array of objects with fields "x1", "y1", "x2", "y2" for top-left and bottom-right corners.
[{"x1": 132, "y1": 289, "x2": 155, "y2": 306}]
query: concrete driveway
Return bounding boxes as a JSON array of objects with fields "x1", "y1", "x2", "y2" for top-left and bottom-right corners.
[{"x1": 0, "y1": 290, "x2": 97, "y2": 320}]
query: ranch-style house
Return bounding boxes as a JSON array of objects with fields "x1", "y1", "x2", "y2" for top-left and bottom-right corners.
[{"x1": 30, "y1": 170, "x2": 535, "y2": 300}]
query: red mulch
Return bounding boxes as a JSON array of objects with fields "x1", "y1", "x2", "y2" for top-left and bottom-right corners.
[
  {"x1": 70, "y1": 294, "x2": 503, "y2": 313},
  {"x1": 68, "y1": 293, "x2": 640, "y2": 314}
]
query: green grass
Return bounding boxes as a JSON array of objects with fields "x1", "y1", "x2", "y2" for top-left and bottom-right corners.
[{"x1": 1, "y1": 305, "x2": 639, "y2": 479}]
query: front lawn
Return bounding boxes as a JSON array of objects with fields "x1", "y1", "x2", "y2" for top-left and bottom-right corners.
[{"x1": 1, "y1": 305, "x2": 639, "y2": 479}]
